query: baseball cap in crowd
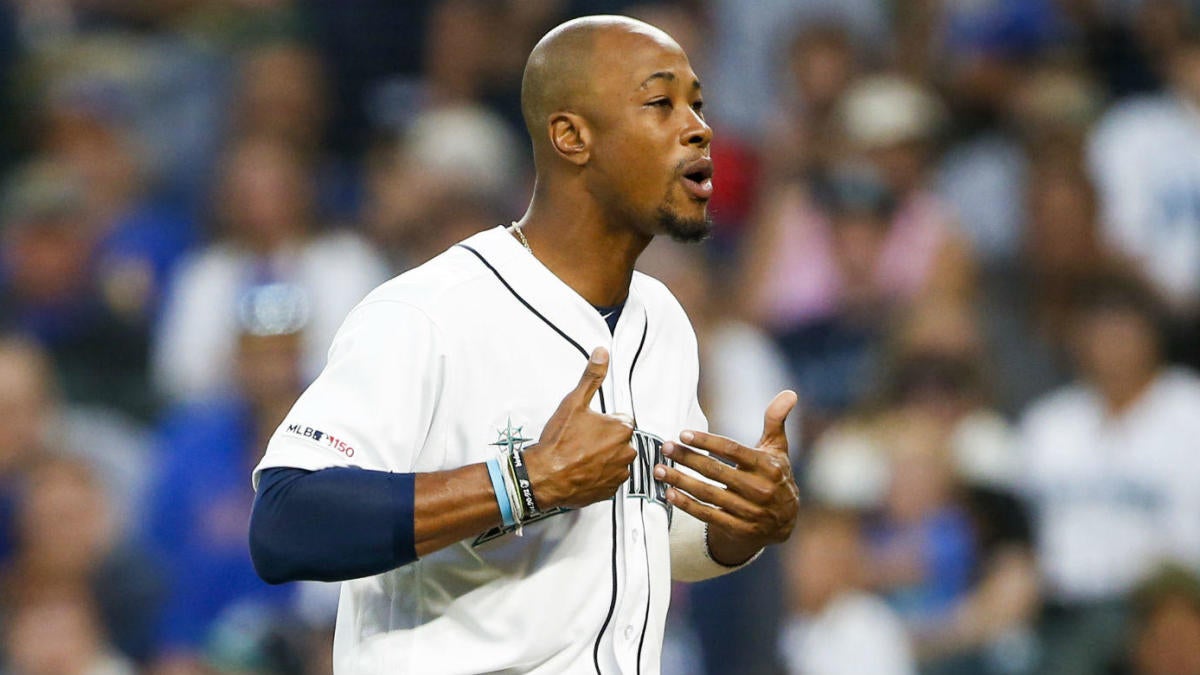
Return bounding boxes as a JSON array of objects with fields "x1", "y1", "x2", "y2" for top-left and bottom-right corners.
[
  {"x1": 402, "y1": 104, "x2": 522, "y2": 202},
  {"x1": 837, "y1": 75, "x2": 946, "y2": 150}
]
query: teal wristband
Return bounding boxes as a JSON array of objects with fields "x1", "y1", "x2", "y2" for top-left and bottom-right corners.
[{"x1": 486, "y1": 458, "x2": 516, "y2": 527}]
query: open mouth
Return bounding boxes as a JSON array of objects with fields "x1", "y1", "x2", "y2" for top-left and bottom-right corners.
[{"x1": 680, "y1": 158, "x2": 714, "y2": 201}]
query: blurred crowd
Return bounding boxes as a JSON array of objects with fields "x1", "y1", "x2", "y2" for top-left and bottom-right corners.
[{"x1": 1, "y1": 0, "x2": 1200, "y2": 674}]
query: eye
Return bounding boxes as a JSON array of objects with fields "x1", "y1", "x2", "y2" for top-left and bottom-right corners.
[
  {"x1": 691, "y1": 100, "x2": 704, "y2": 113},
  {"x1": 647, "y1": 98, "x2": 672, "y2": 109}
]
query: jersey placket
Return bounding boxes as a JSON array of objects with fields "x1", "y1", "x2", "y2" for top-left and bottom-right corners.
[{"x1": 606, "y1": 306, "x2": 655, "y2": 674}]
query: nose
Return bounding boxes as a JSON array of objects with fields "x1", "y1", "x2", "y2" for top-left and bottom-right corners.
[{"x1": 683, "y1": 113, "x2": 712, "y2": 149}]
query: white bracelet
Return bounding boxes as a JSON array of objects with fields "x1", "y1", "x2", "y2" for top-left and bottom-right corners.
[{"x1": 498, "y1": 449, "x2": 526, "y2": 535}]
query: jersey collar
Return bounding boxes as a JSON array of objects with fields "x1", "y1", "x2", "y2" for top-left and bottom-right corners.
[{"x1": 458, "y1": 226, "x2": 641, "y2": 349}]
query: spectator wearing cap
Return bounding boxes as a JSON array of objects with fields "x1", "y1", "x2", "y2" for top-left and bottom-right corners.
[
  {"x1": 361, "y1": 103, "x2": 523, "y2": 272},
  {"x1": 143, "y1": 282, "x2": 316, "y2": 671},
  {"x1": 741, "y1": 75, "x2": 974, "y2": 421},
  {"x1": 1017, "y1": 269, "x2": 1200, "y2": 675},
  {"x1": 151, "y1": 135, "x2": 388, "y2": 404}
]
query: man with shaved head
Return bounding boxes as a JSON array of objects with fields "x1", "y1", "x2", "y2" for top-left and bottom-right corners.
[{"x1": 249, "y1": 16, "x2": 800, "y2": 674}]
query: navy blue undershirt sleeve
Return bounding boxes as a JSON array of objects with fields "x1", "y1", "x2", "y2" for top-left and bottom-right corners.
[{"x1": 249, "y1": 466, "x2": 416, "y2": 584}]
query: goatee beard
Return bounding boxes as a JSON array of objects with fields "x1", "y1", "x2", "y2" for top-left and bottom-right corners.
[{"x1": 657, "y1": 205, "x2": 712, "y2": 243}]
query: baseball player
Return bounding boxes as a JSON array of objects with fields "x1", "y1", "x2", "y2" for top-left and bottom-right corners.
[{"x1": 249, "y1": 15, "x2": 800, "y2": 674}]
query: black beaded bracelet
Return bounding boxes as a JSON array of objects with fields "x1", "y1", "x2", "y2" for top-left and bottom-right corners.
[{"x1": 507, "y1": 447, "x2": 541, "y2": 519}]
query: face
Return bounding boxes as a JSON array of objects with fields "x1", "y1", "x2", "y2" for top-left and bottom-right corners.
[
  {"x1": 1073, "y1": 307, "x2": 1160, "y2": 391},
  {"x1": 584, "y1": 29, "x2": 714, "y2": 242},
  {"x1": 1028, "y1": 171, "x2": 1098, "y2": 272},
  {"x1": 221, "y1": 139, "x2": 310, "y2": 250}
]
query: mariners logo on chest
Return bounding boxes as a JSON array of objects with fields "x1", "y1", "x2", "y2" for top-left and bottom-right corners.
[{"x1": 627, "y1": 428, "x2": 672, "y2": 508}]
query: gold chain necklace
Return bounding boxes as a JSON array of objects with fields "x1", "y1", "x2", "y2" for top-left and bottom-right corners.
[{"x1": 510, "y1": 222, "x2": 532, "y2": 254}]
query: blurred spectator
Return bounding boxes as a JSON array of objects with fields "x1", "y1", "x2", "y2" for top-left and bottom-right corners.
[
  {"x1": 23, "y1": 29, "x2": 228, "y2": 211},
  {"x1": 145, "y1": 283, "x2": 314, "y2": 669},
  {"x1": 2, "y1": 583, "x2": 136, "y2": 675},
  {"x1": 779, "y1": 508, "x2": 916, "y2": 675},
  {"x1": 229, "y1": 40, "x2": 328, "y2": 157},
  {"x1": 980, "y1": 155, "x2": 1119, "y2": 415},
  {"x1": 1087, "y1": 27, "x2": 1200, "y2": 317},
  {"x1": 362, "y1": 104, "x2": 521, "y2": 270},
  {"x1": 1073, "y1": 0, "x2": 1197, "y2": 99},
  {"x1": 228, "y1": 39, "x2": 362, "y2": 220},
  {"x1": 152, "y1": 135, "x2": 388, "y2": 403},
  {"x1": 1018, "y1": 268, "x2": 1200, "y2": 675},
  {"x1": 935, "y1": 61, "x2": 1102, "y2": 266},
  {"x1": 742, "y1": 75, "x2": 973, "y2": 422},
  {"x1": 0, "y1": 335, "x2": 151, "y2": 544},
  {"x1": 863, "y1": 415, "x2": 977, "y2": 642},
  {"x1": 808, "y1": 302, "x2": 1040, "y2": 674},
  {"x1": 705, "y1": 0, "x2": 889, "y2": 140},
  {"x1": 0, "y1": 158, "x2": 162, "y2": 418},
  {"x1": 4, "y1": 456, "x2": 165, "y2": 664},
  {"x1": 762, "y1": 20, "x2": 861, "y2": 184},
  {"x1": 1113, "y1": 564, "x2": 1200, "y2": 675},
  {"x1": 38, "y1": 50, "x2": 198, "y2": 300}
]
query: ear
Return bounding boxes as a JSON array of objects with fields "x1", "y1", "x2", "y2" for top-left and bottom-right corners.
[{"x1": 548, "y1": 112, "x2": 591, "y2": 166}]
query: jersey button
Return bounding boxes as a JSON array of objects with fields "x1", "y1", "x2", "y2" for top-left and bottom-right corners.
[
  {"x1": 631, "y1": 527, "x2": 641, "y2": 542},
  {"x1": 624, "y1": 624, "x2": 636, "y2": 641}
]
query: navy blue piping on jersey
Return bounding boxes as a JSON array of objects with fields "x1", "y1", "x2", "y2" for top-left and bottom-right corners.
[
  {"x1": 456, "y1": 243, "x2": 620, "y2": 674},
  {"x1": 629, "y1": 312, "x2": 651, "y2": 674},
  {"x1": 457, "y1": 244, "x2": 607, "y2": 413}
]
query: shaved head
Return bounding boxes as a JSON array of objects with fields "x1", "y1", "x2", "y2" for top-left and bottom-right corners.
[
  {"x1": 518, "y1": 14, "x2": 713, "y2": 244},
  {"x1": 521, "y1": 16, "x2": 681, "y2": 160}
]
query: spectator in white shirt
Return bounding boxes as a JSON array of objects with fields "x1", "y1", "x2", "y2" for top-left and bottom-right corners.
[
  {"x1": 1087, "y1": 29, "x2": 1200, "y2": 316},
  {"x1": 1018, "y1": 268, "x2": 1200, "y2": 675},
  {"x1": 152, "y1": 135, "x2": 388, "y2": 403},
  {"x1": 780, "y1": 508, "x2": 915, "y2": 675}
]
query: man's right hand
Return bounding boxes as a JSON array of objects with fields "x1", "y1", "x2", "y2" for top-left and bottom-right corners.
[{"x1": 523, "y1": 347, "x2": 637, "y2": 510}]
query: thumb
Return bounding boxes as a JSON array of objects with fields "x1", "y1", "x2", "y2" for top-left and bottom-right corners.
[
  {"x1": 758, "y1": 390, "x2": 798, "y2": 451},
  {"x1": 566, "y1": 347, "x2": 609, "y2": 409}
]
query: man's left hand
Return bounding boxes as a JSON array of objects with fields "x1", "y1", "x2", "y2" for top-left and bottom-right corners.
[{"x1": 654, "y1": 390, "x2": 800, "y2": 566}]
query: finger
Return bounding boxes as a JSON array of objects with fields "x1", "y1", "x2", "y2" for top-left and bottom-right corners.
[
  {"x1": 567, "y1": 347, "x2": 609, "y2": 409},
  {"x1": 655, "y1": 463, "x2": 765, "y2": 520},
  {"x1": 678, "y1": 430, "x2": 757, "y2": 467},
  {"x1": 665, "y1": 487, "x2": 748, "y2": 534},
  {"x1": 758, "y1": 390, "x2": 798, "y2": 451},
  {"x1": 664, "y1": 441, "x2": 756, "y2": 495}
]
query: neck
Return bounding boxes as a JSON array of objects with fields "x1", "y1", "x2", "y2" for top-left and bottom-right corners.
[{"x1": 515, "y1": 181, "x2": 652, "y2": 307}]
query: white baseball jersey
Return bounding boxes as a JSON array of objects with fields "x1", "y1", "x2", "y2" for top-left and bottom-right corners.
[{"x1": 253, "y1": 226, "x2": 738, "y2": 674}]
